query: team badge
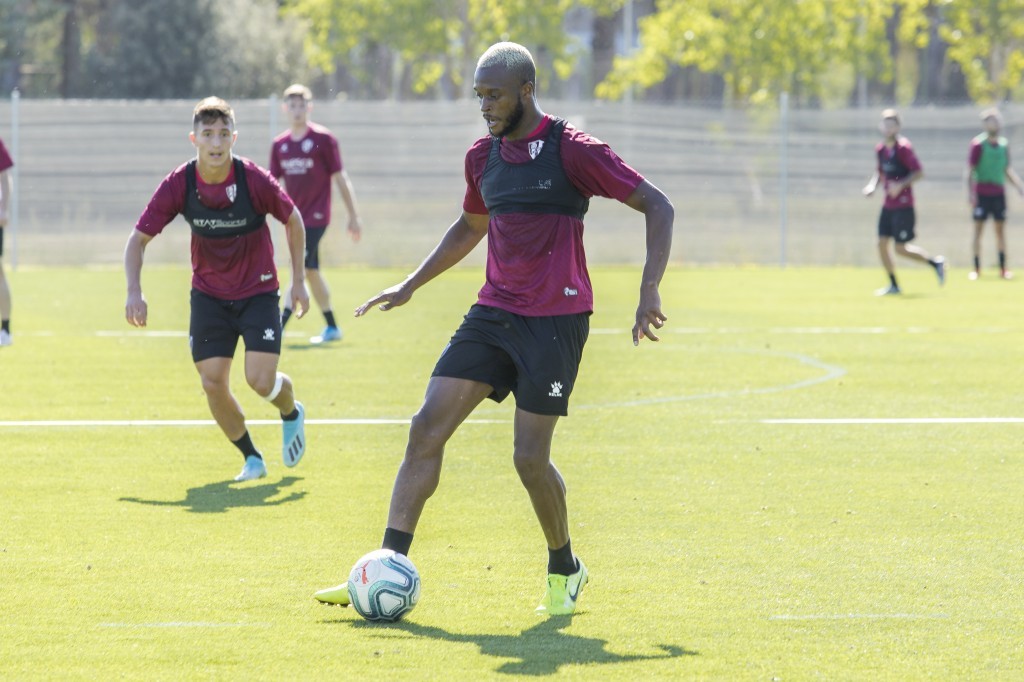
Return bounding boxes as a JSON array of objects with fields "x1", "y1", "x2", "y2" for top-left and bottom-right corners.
[
  {"x1": 281, "y1": 143, "x2": 289, "y2": 153},
  {"x1": 226, "y1": 184, "x2": 237, "y2": 202},
  {"x1": 302, "y1": 138, "x2": 314, "y2": 153},
  {"x1": 528, "y1": 140, "x2": 544, "y2": 159}
]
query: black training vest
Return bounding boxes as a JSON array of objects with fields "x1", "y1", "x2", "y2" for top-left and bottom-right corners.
[
  {"x1": 878, "y1": 144, "x2": 910, "y2": 181},
  {"x1": 183, "y1": 158, "x2": 265, "y2": 238},
  {"x1": 479, "y1": 118, "x2": 589, "y2": 219}
]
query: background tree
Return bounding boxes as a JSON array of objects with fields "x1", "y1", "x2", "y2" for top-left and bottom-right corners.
[{"x1": 940, "y1": 0, "x2": 1024, "y2": 103}]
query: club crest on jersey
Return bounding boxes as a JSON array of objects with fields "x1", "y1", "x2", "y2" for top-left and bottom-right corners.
[
  {"x1": 280, "y1": 143, "x2": 289, "y2": 153},
  {"x1": 226, "y1": 184, "x2": 237, "y2": 202},
  {"x1": 528, "y1": 140, "x2": 545, "y2": 159},
  {"x1": 302, "y1": 139, "x2": 314, "y2": 153}
]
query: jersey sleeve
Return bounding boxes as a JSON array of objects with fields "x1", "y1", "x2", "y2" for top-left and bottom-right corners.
[
  {"x1": 246, "y1": 162, "x2": 296, "y2": 224},
  {"x1": 968, "y1": 141, "x2": 982, "y2": 168},
  {"x1": 0, "y1": 138, "x2": 13, "y2": 172},
  {"x1": 899, "y1": 142, "x2": 922, "y2": 173},
  {"x1": 134, "y1": 168, "x2": 186, "y2": 236},
  {"x1": 268, "y1": 140, "x2": 282, "y2": 178},
  {"x1": 462, "y1": 138, "x2": 490, "y2": 215},
  {"x1": 326, "y1": 133, "x2": 343, "y2": 175},
  {"x1": 560, "y1": 128, "x2": 644, "y2": 202}
]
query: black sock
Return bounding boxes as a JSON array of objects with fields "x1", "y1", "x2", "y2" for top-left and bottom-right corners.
[
  {"x1": 999, "y1": 251, "x2": 1006, "y2": 270},
  {"x1": 231, "y1": 431, "x2": 262, "y2": 461},
  {"x1": 324, "y1": 310, "x2": 337, "y2": 328},
  {"x1": 548, "y1": 539, "x2": 578, "y2": 576},
  {"x1": 889, "y1": 273, "x2": 898, "y2": 288},
  {"x1": 382, "y1": 527, "x2": 414, "y2": 556},
  {"x1": 1, "y1": 319, "x2": 8, "y2": 333},
  {"x1": 281, "y1": 407, "x2": 299, "y2": 421},
  {"x1": 281, "y1": 307, "x2": 293, "y2": 329},
  {"x1": 974, "y1": 255, "x2": 981, "y2": 272}
]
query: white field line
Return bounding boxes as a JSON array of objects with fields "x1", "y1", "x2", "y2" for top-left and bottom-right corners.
[
  {"x1": 98, "y1": 622, "x2": 272, "y2": 628},
  {"x1": 769, "y1": 613, "x2": 949, "y2": 621},
  {"x1": 0, "y1": 418, "x2": 506, "y2": 427},
  {"x1": 763, "y1": 418, "x2": 1024, "y2": 425}
]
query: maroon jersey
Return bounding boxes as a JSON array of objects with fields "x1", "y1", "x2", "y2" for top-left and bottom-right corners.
[
  {"x1": 135, "y1": 156, "x2": 295, "y2": 299},
  {"x1": 0, "y1": 138, "x2": 12, "y2": 172},
  {"x1": 269, "y1": 123, "x2": 343, "y2": 228},
  {"x1": 875, "y1": 137, "x2": 922, "y2": 210},
  {"x1": 463, "y1": 116, "x2": 644, "y2": 316}
]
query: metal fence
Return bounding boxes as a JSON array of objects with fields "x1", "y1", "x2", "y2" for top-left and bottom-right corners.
[{"x1": 2, "y1": 95, "x2": 1019, "y2": 269}]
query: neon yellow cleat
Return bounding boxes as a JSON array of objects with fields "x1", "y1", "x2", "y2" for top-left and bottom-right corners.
[
  {"x1": 535, "y1": 559, "x2": 588, "y2": 615},
  {"x1": 313, "y1": 582, "x2": 351, "y2": 607}
]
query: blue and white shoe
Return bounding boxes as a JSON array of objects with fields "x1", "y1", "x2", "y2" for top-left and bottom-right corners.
[
  {"x1": 283, "y1": 401, "x2": 306, "y2": 467},
  {"x1": 310, "y1": 326, "x2": 343, "y2": 345},
  {"x1": 234, "y1": 455, "x2": 267, "y2": 482},
  {"x1": 933, "y1": 256, "x2": 946, "y2": 286}
]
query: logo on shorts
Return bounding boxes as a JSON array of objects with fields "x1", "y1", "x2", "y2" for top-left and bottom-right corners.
[
  {"x1": 528, "y1": 140, "x2": 545, "y2": 159},
  {"x1": 563, "y1": 287, "x2": 578, "y2": 297},
  {"x1": 549, "y1": 381, "x2": 563, "y2": 398},
  {"x1": 899, "y1": 230, "x2": 908, "y2": 240},
  {"x1": 226, "y1": 184, "x2": 237, "y2": 202},
  {"x1": 263, "y1": 328, "x2": 275, "y2": 341}
]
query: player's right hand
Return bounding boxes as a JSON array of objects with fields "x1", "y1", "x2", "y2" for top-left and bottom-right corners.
[
  {"x1": 126, "y1": 292, "x2": 148, "y2": 327},
  {"x1": 862, "y1": 185, "x2": 875, "y2": 197},
  {"x1": 354, "y1": 282, "x2": 412, "y2": 316}
]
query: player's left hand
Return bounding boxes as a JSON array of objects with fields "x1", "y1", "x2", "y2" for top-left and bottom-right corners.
[
  {"x1": 290, "y1": 281, "x2": 310, "y2": 319},
  {"x1": 633, "y1": 288, "x2": 666, "y2": 346},
  {"x1": 348, "y1": 216, "x2": 363, "y2": 243},
  {"x1": 886, "y1": 184, "x2": 905, "y2": 199}
]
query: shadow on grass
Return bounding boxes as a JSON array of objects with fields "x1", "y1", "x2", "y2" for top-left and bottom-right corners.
[
  {"x1": 344, "y1": 614, "x2": 696, "y2": 676},
  {"x1": 119, "y1": 476, "x2": 306, "y2": 513}
]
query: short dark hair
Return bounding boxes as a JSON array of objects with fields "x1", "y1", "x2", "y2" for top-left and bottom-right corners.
[{"x1": 193, "y1": 96, "x2": 235, "y2": 129}]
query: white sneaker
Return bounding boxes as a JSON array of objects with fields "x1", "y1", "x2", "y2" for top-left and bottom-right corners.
[
  {"x1": 234, "y1": 455, "x2": 267, "y2": 481},
  {"x1": 0, "y1": 330, "x2": 12, "y2": 346},
  {"x1": 282, "y1": 402, "x2": 306, "y2": 467}
]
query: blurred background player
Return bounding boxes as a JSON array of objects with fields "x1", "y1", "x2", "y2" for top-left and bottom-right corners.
[
  {"x1": 965, "y1": 108, "x2": 1024, "y2": 280},
  {"x1": 124, "y1": 97, "x2": 309, "y2": 482},
  {"x1": 0, "y1": 136, "x2": 13, "y2": 346},
  {"x1": 270, "y1": 83, "x2": 363, "y2": 344},
  {"x1": 315, "y1": 42, "x2": 673, "y2": 616},
  {"x1": 863, "y1": 109, "x2": 945, "y2": 296}
]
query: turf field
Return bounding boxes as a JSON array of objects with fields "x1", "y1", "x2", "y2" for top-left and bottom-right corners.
[{"x1": 2, "y1": 264, "x2": 1023, "y2": 680}]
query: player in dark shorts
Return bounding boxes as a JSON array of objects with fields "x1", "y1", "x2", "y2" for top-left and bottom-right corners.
[
  {"x1": 315, "y1": 42, "x2": 674, "y2": 615},
  {"x1": 270, "y1": 83, "x2": 364, "y2": 344},
  {"x1": 966, "y1": 108, "x2": 1024, "y2": 280},
  {"x1": 124, "y1": 97, "x2": 310, "y2": 482},
  {"x1": 862, "y1": 109, "x2": 945, "y2": 296},
  {"x1": 0, "y1": 136, "x2": 13, "y2": 347}
]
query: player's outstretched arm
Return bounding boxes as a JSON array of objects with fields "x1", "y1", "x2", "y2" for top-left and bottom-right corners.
[
  {"x1": 283, "y1": 207, "x2": 310, "y2": 319},
  {"x1": 863, "y1": 172, "x2": 879, "y2": 196},
  {"x1": 355, "y1": 211, "x2": 488, "y2": 317},
  {"x1": 623, "y1": 180, "x2": 674, "y2": 346},
  {"x1": 124, "y1": 229, "x2": 153, "y2": 327}
]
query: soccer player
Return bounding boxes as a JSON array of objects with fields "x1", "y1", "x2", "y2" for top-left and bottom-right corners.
[
  {"x1": 314, "y1": 42, "x2": 674, "y2": 615},
  {"x1": 0, "y1": 136, "x2": 14, "y2": 347},
  {"x1": 270, "y1": 83, "x2": 363, "y2": 344},
  {"x1": 965, "y1": 108, "x2": 1024, "y2": 280},
  {"x1": 862, "y1": 109, "x2": 945, "y2": 296},
  {"x1": 124, "y1": 97, "x2": 310, "y2": 482}
]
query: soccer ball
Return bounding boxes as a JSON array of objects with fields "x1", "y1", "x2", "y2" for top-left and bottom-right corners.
[{"x1": 347, "y1": 549, "x2": 421, "y2": 622}]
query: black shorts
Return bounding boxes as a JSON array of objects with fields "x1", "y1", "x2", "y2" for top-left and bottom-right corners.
[
  {"x1": 878, "y1": 207, "x2": 916, "y2": 243},
  {"x1": 189, "y1": 289, "x2": 282, "y2": 363},
  {"x1": 432, "y1": 304, "x2": 590, "y2": 416},
  {"x1": 304, "y1": 226, "x2": 327, "y2": 269},
  {"x1": 973, "y1": 194, "x2": 1007, "y2": 222}
]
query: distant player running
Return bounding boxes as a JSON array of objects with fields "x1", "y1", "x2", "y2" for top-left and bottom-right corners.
[
  {"x1": 966, "y1": 108, "x2": 1024, "y2": 280},
  {"x1": 863, "y1": 109, "x2": 945, "y2": 296},
  {"x1": 0, "y1": 136, "x2": 13, "y2": 347},
  {"x1": 314, "y1": 42, "x2": 674, "y2": 615},
  {"x1": 270, "y1": 83, "x2": 363, "y2": 344},
  {"x1": 125, "y1": 97, "x2": 309, "y2": 482}
]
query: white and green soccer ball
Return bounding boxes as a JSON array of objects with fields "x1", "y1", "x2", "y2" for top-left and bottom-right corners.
[{"x1": 347, "y1": 549, "x2": 421, "y2": 622}]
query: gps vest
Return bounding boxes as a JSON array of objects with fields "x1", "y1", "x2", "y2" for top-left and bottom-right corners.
[
  {"x1": 480, "y1": 118, "x2": 589, "y2": 219},
  {"x1": 183, "y1": 159, "x2": 265, "y2": 238},
  {"x1": 879, "y1": 143, "x2": 910, "y2": 180},
  {"x1": 972, "y1": 134, "x2": 1008, "y2": 186}
]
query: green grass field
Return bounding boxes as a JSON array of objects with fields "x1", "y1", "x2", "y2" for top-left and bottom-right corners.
[{"x1": 3, "y1": 264, "x2": 1023, "y2": 680}]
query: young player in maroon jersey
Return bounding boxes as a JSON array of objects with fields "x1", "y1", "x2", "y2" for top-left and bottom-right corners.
[
  {"x1": 863, "y1": 109, "x2": 945, "y2": 296},
  {"x1": 315, "y1": 42, "x2": 674, "y2": 615},
  {"x1": 0, "y1": 137, "x2": 14, "y2": 347},
  {"x1": 270, "y1": 83, "x2": 363, "y2": 344},
  {"x1": 124, "y1": 97, "x2": 310, "y2": 482},
  {"x1": 965, "y1": 108, "x2": 1024, "y2": 280}
]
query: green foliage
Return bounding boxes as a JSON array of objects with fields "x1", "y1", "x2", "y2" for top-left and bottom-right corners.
[{"x1": 940, "y1": 0, "x2": 1024, "y2": 102}]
